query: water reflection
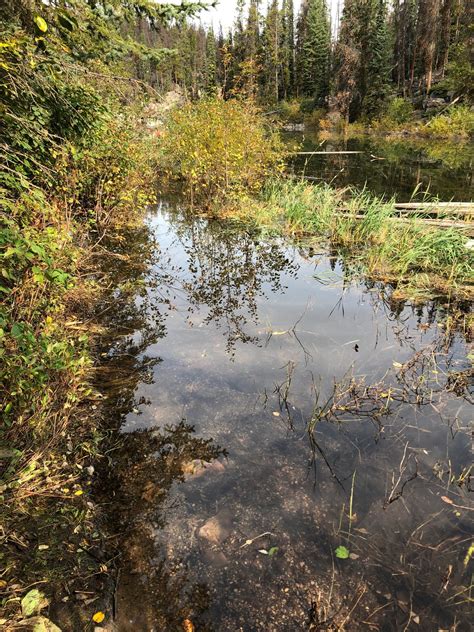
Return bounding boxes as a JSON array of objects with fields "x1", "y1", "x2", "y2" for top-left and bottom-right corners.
[
  {"x1": 97, "y1": 207, "x2": 472, "y2": 631},
  {"x1": 165, "y1": 213, "x2": 299, "y2": 353},
  {"x1": 285, "y1": 131, "x2": 474, "y2": 201}
]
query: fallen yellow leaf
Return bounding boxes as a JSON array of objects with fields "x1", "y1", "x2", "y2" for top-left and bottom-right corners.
[
  {"x1": 183, "y1": 619, "x2": 194, "y2": 632},
  {"x1": 92, "y1": 611, "x2": 105, "y2": 623}
]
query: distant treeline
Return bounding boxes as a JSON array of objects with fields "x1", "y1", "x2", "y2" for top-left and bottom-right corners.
[{"x1": 131, "y1": 0, "x2": 472, "y2": 121}]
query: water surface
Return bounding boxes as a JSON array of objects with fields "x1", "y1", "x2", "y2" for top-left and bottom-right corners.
[
  {"x1": 104, "y1": 205, "x2": 472, "y2": 631},
  {"x1": 285, "y1": 131, "x2": 474, "y2": 202}
]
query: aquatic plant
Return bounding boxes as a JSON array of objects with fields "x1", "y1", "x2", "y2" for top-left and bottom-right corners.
[{"x1": 231, "y1": 179, "x2": 474, "y2": 299}]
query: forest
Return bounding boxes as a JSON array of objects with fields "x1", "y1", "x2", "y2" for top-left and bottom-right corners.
[
  {"x1": 134, "y1": 0, "x2": 473, "y2": 122},
  {"x1": 1, "y1": 0, "x2": 472, "y2": 630}
]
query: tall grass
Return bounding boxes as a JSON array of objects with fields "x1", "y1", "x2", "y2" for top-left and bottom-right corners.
[{"x1": 233, "y1": 179, "x2": 473, "y2": 297}]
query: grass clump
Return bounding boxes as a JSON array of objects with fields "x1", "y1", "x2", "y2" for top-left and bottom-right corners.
[
  {"x1": 159, "y1": 98, "x2": 285, "y2": 205},
  {"x1": 231, "y1": 179, "x2": 474, "y2": 298}
]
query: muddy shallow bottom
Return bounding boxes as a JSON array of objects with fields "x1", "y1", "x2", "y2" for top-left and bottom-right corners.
[{"x1": 103, "y1": 204, "x2": 472, "y2": 631}]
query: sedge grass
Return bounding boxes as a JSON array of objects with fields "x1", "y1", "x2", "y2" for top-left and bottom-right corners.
[{"x1": 227, "y1": 178, "x2": 474, "y2": 299}]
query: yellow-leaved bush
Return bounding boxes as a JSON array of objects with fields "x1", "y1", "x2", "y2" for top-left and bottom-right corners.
[{"x1": 158, "y1": 98, "x2": 286, "y2": 205}]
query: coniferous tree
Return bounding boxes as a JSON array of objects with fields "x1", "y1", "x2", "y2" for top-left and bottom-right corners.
[
  {"x1": 411, "y1": 0, "x2": 441, "y2": 93},
  {"x1": 295, "y1": 0, "x2": 309, "y2": 96},
  {"x1": 280, "y1": 0, "x2": 296, "y2": 99},
  {"x1": 205, "y1": 27, "x2": 217, "y2": 93},
  {"x1": 301, "y1": 0, "x2": 331, "y2": 104},
  {"x1": 363, "y1": 0, "x2": 391, "y2": 117},
  {"x1": 262, "y1": 0, "x2": 280, "y2": 103},
  {"x1": 245, "y1": 0, "x2": 261, "y2": 98}
]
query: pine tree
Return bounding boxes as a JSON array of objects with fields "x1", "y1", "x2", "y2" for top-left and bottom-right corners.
[
  {"x1": 280, "y1": 0, "x2": 295, "y2": 99},
  {"x1": 245, "y1": 0, "x2": 261, "y2": 98},
  {"x1": 262, "y1": 0, "x2": 280, "y2": 103},
  {"x1": 295, "y1": 0, "x2": 309, "y2": 96},
  {"x1": 205, "y1": 28, "x2": 217, "y2": 94},
  {"x1": 300, "y1": 0, "x2": 331, "y2": 104},
  {"x1": 411, "y1": 0, "x2": 441, "y2": 93},
  {"x1": 363, "y1": 0, "x2": 391, "y2": 117}
]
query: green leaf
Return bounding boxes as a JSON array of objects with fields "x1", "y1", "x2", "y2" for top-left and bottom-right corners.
[
  {"x1": 335, "y1": 545, "x2": 350, "y2": 560},
  {"x1": 21, "y1": 589, "x2": 48, "y2": 617},
  {"x1": 268, "y1": 546, "x2": 279, "y2": 557},
  {"x1": 34, "y1": 16, "x2": 48, "y2": 33},
  {"x1": 11, "y1": 323, "x2": 24, "y2": 339}
]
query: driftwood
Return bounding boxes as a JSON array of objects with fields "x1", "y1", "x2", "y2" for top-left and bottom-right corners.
[
  {"x1": 335, "y1": 212, "x2": 473, "y2": 231},
  {"x1": 293, "y1": 150, "x2": 364, "y2": 155},
  {"x1": 393, "y1": 202, "x2": 474, "y2": 217}
]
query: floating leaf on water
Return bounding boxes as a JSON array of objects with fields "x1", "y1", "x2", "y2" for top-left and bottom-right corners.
[
  {"x1": 335, "y1": 545, "x2": 350, "y2": 559},
  {"x1": 21, "y1": 589, "x2": 48, "y2": 617},
  {"x1": 440, "y1": 495, "x2": 454, "y2": 505},
  {"x1": 92, "y1": 611, "x2": 105, "y2": 623},
  {"x1": 183, "y1": 619, "x2": 195, "y2": 632}
]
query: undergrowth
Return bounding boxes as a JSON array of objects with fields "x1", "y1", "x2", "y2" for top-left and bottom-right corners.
[
  {"x1": 158, "y1": 98, "x2": 286, "y2": 205},
  {"x1": 0, "y1": 5, "x2": 159, "y2": 628}
]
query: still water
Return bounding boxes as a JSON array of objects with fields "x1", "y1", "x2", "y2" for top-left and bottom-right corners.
[
  {"x1": 102, "y1": 205, "x2": 472, "y2": 631},
  {"x1": 285, "y1": 131, "x2": 474, "y2": 202}
]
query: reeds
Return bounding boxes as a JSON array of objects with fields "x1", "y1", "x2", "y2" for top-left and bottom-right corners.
[{"x1": 233, "y1": 179, "x2": 474, "y2": 298}]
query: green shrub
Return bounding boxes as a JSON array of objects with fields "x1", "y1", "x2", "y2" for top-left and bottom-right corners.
[
  {"x1": 159, "y1": 98, "x2": 285, "y2": 204},
  {"x1": 426, "y1": 105, "x2": 474, "y2": 138},
  {"x1": 280, "y1": 99, "x2": 304, "y2": 124},
  {"x1": 384, "y1": 97, "x2": 414, "y2": 124}
]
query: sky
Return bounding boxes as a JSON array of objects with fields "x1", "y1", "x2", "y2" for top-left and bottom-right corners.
[{"x1": 195, "y1": 0, "x2": 342, "y2": 34}]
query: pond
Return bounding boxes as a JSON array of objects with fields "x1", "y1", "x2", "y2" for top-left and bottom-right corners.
[
  {"x1": 284, "y1": 131, "x2": 474, "y2": 202},
  {"x1": 101, "y1": 203, "x2": 472, "y2": 631}
]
